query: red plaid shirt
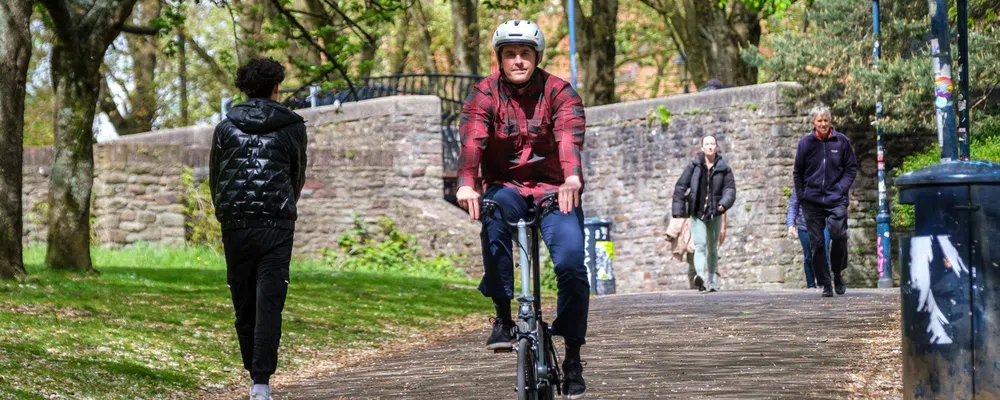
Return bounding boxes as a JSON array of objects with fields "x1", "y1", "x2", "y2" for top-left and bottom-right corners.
[{"x1": 457, "y1": 69, "x2": 586, "y2": 200}]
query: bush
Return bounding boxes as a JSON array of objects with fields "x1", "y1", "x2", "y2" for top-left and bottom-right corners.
[
  {"x1": 181, "y1": 168, "x2": 222, "y2": 250},
  {"x1": 893, "y1": 115, "x2": 1000, "y2": 229},
  {"x1": 321, "y1": 216, "x2": 465, "y2": 279}
]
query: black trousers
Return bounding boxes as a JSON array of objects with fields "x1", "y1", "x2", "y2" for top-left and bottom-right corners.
[
  {"x1": 802, "y1": 203, "x2": 849, "y2": 287},
  {"x1": 222, "y1": 227, "x2": 294, "y2": 385}
]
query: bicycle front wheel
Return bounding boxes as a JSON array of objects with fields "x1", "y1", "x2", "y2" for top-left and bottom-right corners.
[{"x1": 516, "y1": 338, "x2": 537, "y2": 400}]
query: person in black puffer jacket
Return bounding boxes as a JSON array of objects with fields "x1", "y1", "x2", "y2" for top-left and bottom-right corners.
[
  {"x1": 210, "y1": 57, "x2": 307, "y2": 400},
  {"x1": 672, "y1": 135, "x2": 736, "y2": 292}
]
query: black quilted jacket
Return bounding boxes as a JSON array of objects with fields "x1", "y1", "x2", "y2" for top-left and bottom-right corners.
[{"x1": 210, "y1": 98, "x2": 308, "y2": 231}]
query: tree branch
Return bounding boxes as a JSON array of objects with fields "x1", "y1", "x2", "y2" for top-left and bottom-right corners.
[
  {"x1": 188, "y1": 37, "x2": 232, "y2": 85},
  {"x1": 121, "y1": 24, "x2": 162, "y2": 35},
  {"x1": 105, "y1": 68, "x2": 134, "y2": 107},
  {"x1": 38, "y1": 0, "x2": 75, "y2": 41},
  {"x1": 615, "y1": 50, "x2": 661, "y2": 69},
  {"x1": 286, "y1": 7, "x2": 330, "y2": 20},
  {"x1": 268, "y1": 0, "x2": 357, "y2": 96},
  {"x1": 112, "y1": 0, "x2": 143, "y2": 31},
  {"x1": 99, "y1": 71, "x2": 129, "y2": 129},
  {"x1": 317, "y1": 0, "x2": 376, "y2": 46},
  {"x1": 224, "y1": 2, "x2": 244, "y2": 65}
]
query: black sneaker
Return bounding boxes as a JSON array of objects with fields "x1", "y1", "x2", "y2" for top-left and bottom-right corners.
[
  {"x1": 694, "y1": 276, "x2": 706, "y2": 292},
  {"x1": 822, "y1": 285, "x2": 834, "y2": 297},
  {"x1": 562, "y1": 359, "x2": 586, "y2": 399},
  {"x1": 834, "y1": 274, "x2": 847, "y2": 295},
  {"x1": 485, "y1": 318, "x2": 514, "y2": 351}
]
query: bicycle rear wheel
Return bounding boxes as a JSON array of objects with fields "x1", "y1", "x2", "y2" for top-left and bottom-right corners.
[
  {"x1": 539, "y1": 329, "x2": 558, "y2": 400},
  {"x1": 516, "y1": 338, "x2": 537, "y2": 400}
]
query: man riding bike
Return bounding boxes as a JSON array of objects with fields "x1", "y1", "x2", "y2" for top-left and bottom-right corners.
[{"x1": 456, "y1": 19, "x2": 589, "y2": 399}]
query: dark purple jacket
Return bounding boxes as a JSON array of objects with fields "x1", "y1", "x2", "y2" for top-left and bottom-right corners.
[{"x1": 793, "y1": 129, "x2": 858, "y2": 208}]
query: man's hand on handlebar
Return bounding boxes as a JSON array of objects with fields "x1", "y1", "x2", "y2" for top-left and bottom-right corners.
[
  {"x1": 456, "y1": 186, "x2": 481, "y2": 221},
  {"x1": 559, "y1": 175, "x2": 582, "y2": 214}
]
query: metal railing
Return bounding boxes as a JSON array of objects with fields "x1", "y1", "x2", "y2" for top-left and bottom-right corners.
[{"x1": 224, "y1": 74, "x2": 482, "y2": 175}]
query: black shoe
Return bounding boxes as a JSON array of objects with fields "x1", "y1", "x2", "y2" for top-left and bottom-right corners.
[
  {"x1": 822, "y1": 285, "x2": 834, "y2": 297},
  {"x1": 694, "y1": 276, "x2": 706, "y2": 292},
  {"x1": 485, "y1": 318, "x2": 514, "y2": 351},
  {"x1": 834, "y1": 274, "x2": 847, "y2": 295},
  {"x1": 562, "y1": 359, "x2": 586, "y2": 399}
]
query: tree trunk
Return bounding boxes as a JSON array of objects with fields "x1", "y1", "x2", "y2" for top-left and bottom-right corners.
[
  {"x1": 41, "y1": 0, "x2": 141, "y2": 273},
  {"x1": 641, "y1": 0, "x2": 759, "y2": 89},
  {"x1": 650, "y1": 52, "x2": 667, "y2": 97},
  {"x1": 571, "y1": 0, "x2": 618, "y2": 105},
  {"x1": 46, "y1": 40, "x2": 102, "y2": 273},
  {"x1": 300, "y1": 0, "x2": 343, "y2": 77},
  {"x1": 178, "y1": 29, "x2": 189, "y2": 126},
  {"x1": 389, "y1": 9, "x2": 410, "y2": 74},
  {"x1": 449, "y1": 0, "x2": 478, "y2": 75},
  {"x1": 411, "y1": 2, "x2": 437, "y2": 74},
  {"x1": 0, "y1": 0, "x2": 33, "y2": 280},
  {"x1": 357, "y1": 35, "x2": 379, "y2": 77},
  {"x1": 123, "y1": 0, "x2": 160, "y2": 134},
  {"x1": 702, "y1": 1, "x2": 758, "y2": 86}
]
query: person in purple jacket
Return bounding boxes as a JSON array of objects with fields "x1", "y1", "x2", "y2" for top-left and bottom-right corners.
[
  {"x1": 786, "y1": 190, "x2": 830, "y2": 288},
  {"x1": 793, "y1": 106, "x2": 858, "y2": 298}
]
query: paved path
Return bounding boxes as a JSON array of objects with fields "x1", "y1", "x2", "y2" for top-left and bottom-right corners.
[{"x1": 278, "y1": 289, "x2": 901, "y2": 399}]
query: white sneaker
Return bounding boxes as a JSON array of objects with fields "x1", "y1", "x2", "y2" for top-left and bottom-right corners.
[{"x1": 249, "y1": 384, "x2": 271, "y2": 400}]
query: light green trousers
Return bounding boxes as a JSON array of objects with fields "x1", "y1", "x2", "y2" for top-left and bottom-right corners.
[{"x1": 690, "y1": 216, "x2": 722, "y2": 289}]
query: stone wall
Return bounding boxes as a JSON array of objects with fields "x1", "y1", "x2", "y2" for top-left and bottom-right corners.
[
  {"x1": 580, "y1": 82, "x2": 930, "y2": 293},
  {"x1": 23, "y1": 96, "x2": 481, "y2": 273},
  {"x1": 22, "y1": 145, "x2": 188, "y2": 246},
  {"x1": 22, "y1": 87, "x2": 931, "y2": 291}
]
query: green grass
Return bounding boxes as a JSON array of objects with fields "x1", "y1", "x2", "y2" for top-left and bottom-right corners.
[{"x1": 0, "y1": 244, "x2": 488, "y2": 399}]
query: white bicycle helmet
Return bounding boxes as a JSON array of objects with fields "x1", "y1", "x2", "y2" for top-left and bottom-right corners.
[{"x1": 492, "y1": 20, "x2": 545, "y2": 62}]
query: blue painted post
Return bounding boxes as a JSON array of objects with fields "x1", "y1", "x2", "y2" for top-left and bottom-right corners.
[
  {"x1": 873, "y1": 0, "x2": 892, "y2": 288},
  {"x1": 929, "y1": 0, "x2": 959, "y2": 161},
  {"x1": 566, "y1": 0, "x2": 579, "y2": 91}
]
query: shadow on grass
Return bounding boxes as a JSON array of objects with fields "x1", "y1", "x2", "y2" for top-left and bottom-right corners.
[{"x1": 0, "y1": 341, "x2": 196, "y2": 396}]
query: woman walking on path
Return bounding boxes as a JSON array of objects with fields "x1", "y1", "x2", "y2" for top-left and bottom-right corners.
[{"x1": 672, "y1": 136, "x2": 736, "y2": 292}]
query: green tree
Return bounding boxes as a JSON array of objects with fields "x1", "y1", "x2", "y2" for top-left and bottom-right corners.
[
  {"x1": 563, "y1": 0, "x2": 618, "y2": 105},
  {"x1": 99, "y1": 0, "x2": 163, "y2": 135},
  {"x1": 638, "y1": 0, "x2": 794, "y2": 88},
  {"x1": 745, "y1": 0, "x2": 999, "y2": 135},
  {"x1": 0, "y1": 0, "x2": 34, "y2": 279},
  {"x1": 39, "y1": 0, "x2": 147, "y2": 273}
]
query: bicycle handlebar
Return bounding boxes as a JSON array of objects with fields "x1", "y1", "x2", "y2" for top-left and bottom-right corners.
[{"x1": 479, "y1": 193, "x2": 559, "y2": 227}]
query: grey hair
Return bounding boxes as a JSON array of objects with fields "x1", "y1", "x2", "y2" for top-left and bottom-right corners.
[{"x1": 809, "y1": 105, "x2": 832, "y2": 120}]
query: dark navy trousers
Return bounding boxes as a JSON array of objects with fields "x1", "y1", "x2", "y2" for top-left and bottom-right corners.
[{"x1": 478, "y1": 186, "x2": 590, "y2": 346}]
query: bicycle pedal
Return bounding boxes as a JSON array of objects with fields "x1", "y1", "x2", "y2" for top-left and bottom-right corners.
[{"x1": 493, "y1": 347, "x2": 513, "y2": 354}]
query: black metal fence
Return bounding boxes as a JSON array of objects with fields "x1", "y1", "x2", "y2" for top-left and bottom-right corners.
[{"x1": 277, "y1": 74, "x2": 483, "y2": 175}]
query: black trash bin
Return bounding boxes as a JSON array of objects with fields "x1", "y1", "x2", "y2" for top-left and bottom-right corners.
[
  {"x1": 583, "y1": 218, "x2": 615, "y2": 295},
  {"x1": 895, "y1": 160, "x2": 1000, "y2": 399}
]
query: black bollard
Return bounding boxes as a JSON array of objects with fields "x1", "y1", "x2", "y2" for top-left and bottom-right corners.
[{"x1": 896, "y1": 161, "x2": 1000, "y2": 399}]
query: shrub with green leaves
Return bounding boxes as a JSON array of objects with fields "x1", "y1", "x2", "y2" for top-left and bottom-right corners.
[
  {"x1": 893, "y1": 116, "x2": 1000, "y2": 229},
  {"x1": 322, "y1": 216, "x2": 465, "y2": 279},
  {"x1": 181, "y1": 168, "x2": 221, "y2": 250}
]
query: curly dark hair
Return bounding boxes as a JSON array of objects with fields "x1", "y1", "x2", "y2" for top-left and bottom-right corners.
[{"x1": 235, "y1": 57, "x2": 286, "y2": 98}]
